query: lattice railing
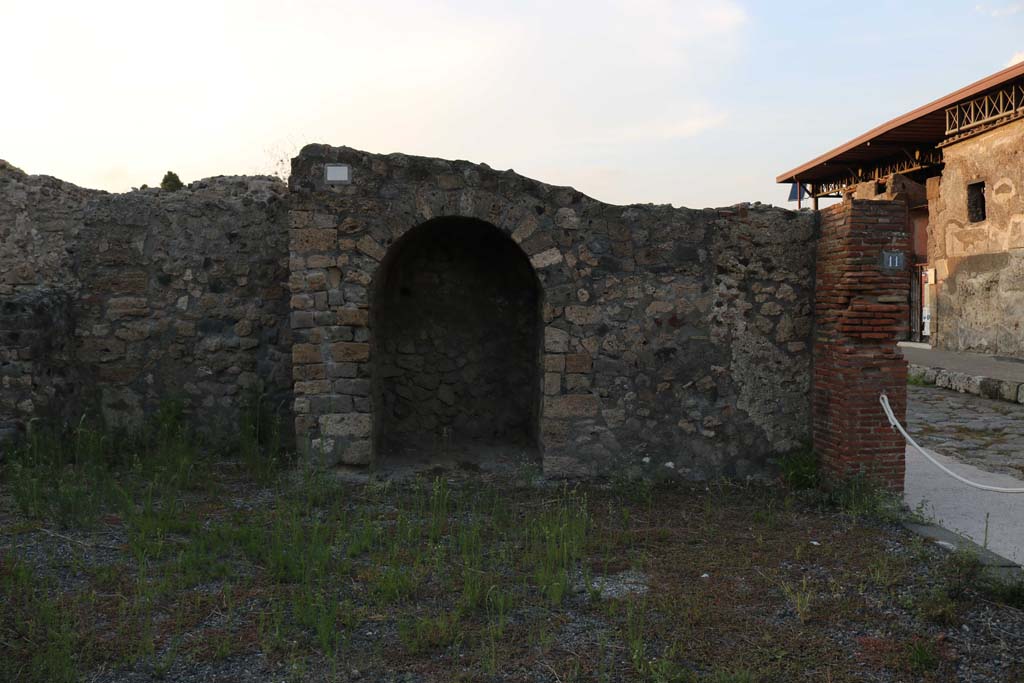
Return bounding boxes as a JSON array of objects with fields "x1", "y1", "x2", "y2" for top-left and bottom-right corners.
[{"x1": 945, "y1": 78, "x2": 1024, "y2": 136}]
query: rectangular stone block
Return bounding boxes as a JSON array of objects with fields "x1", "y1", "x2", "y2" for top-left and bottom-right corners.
[
  {"x1": 106, "y1": 297, "x2": 149, "y2": 319},
  {"x1": 313, "y1": 212, "x2": 338, "y2": 228},
  {"x1": 327, "y1": 362, "x2": 358, "y2": 378},
  {"x1": 545, "y1": 326, "x2": 570, "y2": 353},
  {"x1": 291, "y1": 311, "x2": 315, "y2": 329},
  {"x1": 335, "y1": 378, "x2": 371, "y2": 396},
  {"x1": 331, "y1": 342, "x2": 370, "y2": 362},
  {"x1": 289, "y1": 210, "x2": 313, "y2": 228},
  {"x1": 312, "y1": 395, "x2": 353, "y2": 414},
  {"x1": 293, "y1": 364, "x2": 325, "y2": 381},
  {"x1": 544, "y1": 394, "x2": 599, "y2": 418},
  {"x1": 292, "y1": 343, "x2": 321, "y2": 365},
  {"x1": 291, "y1": 228, "x2": 337, "y2": 254},
  {"x1": 544, "y1": 354, "x2": 565, "y2": 372},
  {"x1": 291, "y1": 294, "x2": 315, "y2": 310},
  {"x1": 320, "y1": 412, "x2": 372, "y2": 438},
  {"x1": 295, "y1": 380, "x2": 330, "y2": 395},
  {"x1": 338, "y1": 307, "x2": 369, "y2": 327},
  {"x1": 307, "y1": 254, "x2": 335, "y2": 269},
  {"x1": 565, "y1": 374, "x2": 591, "y2": 392},
  {"x1": 564, "y1": 353, "x2": 592, "y2": 373},
  {"x1": 93, "y1": 271, "x2": 148, "y2": 295}
]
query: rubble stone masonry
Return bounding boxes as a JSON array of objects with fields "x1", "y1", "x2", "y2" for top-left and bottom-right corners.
[
  {"x1": 4, "y1": 145, "x2": 913, "y2": 487},
  {"x1": 289, "y1": 145, "x2": 818, "y2": 479},
  {"x1": 0, "y1": 162, "x2": 291, "y2": 437}
]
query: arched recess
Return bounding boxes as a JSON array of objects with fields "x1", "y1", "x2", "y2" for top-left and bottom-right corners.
[{"x1": 370, "y1": 216, "x2": 543, "y2": 464}]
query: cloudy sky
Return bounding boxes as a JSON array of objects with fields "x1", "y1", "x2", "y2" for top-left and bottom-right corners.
[{"x1": 2, "y1": 1, "x2": 1022, "y2": 208}]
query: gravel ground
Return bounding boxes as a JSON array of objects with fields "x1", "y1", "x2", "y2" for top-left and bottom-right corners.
[{"x1": 2, "y1": 464, "x2": 1023, "y2": 683}]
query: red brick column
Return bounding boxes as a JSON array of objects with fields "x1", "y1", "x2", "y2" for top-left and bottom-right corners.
[{"x1": 814, "y1": 200, "x2": 911, "y2": 491}]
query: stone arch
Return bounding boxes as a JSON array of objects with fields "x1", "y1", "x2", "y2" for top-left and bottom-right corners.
[
  {"x1": 289, "y1": 145, "x2": 820, "y2": 481},
  {"x1": 369, "y1": 216, "x2": 544, "y2": 465}
]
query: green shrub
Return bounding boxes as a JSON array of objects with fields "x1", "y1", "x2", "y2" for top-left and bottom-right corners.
[
  {"x1": 160, "y1": 171, "x2": 184, "y2": 191},
  {"x1": 905, "y1": 637, "x2": 941, "y2": 674},
  {"x1": 398, "y1": 612, "x2": 461, "y2": 654},
  {"x1": 829, "y1": 471, "x2": 902, "y2": 522},
  {"x1": 779, "y1": 446, "x2": 819, "y2": 490}
]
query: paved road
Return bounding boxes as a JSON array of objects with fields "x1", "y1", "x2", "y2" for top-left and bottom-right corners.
[
  {"x1": 905, "y1": 384, "x2": 1024, "y2": 565},
  {"x1": 905, "y1": 444, "x2": 1024, "y2": 565},
  {"x1": 901, "y1": 346, "x2": 1024, "y2": 383},
  {"x1": 907, "y1": 385, "x2": 1024, "y2": 477}
]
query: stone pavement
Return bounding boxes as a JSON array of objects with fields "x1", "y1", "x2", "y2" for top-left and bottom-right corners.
[
  {"x1": 906, "y1": 385, "x2": 1024, "y2": 477},
  {"x1": 904, "y1": 384, "x2": 1024, "y2": 565},
  {"x1": 902, "y1": 344, "x2": 1024, "y2": 404},
  {"x1": 905, "y1": 444, "x2": 1024, "y2": 566}
]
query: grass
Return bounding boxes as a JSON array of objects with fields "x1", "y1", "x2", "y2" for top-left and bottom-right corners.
[
  {"x1": 2, "y1": 415, "x2": 1022, "y2": 682},
  {"x1": 907, "y1": 374, "x2": 933, "y2": 387},
  {"x1": 777, "y1": 446, "x2": 819, "y2": 491}
]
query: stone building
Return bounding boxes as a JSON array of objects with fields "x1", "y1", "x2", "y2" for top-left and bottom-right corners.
[
  {"x1": 2, "y1": 144, "x2": 912, "y2": 488},
  {"x1": 777, "y1": 61, "x2": 1024, "y2": 359}
]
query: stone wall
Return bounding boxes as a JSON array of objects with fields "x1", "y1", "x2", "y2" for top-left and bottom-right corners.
[
  {"x1": 0, "y1": 289, "x2": 78, "y2": 441},
  {"x1": 927, "y1": 119, "x2": 1024, "y2": 358},
  {"x1": 3, "y1": 146, "x2": 830, "y2": 483},
  {"x1": 0, "y1": 161, "x2": 93, "y2": 295},
  {"x1": 288, "y1": 145, "x2": 818, "y2": 479},
  {"x1": 0, "y1": 163, "x2": 292, "y2": 437}
]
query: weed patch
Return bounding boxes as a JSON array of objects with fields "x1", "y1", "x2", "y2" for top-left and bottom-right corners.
[{"x1": 2, "y1": 416, "x2": 1022, "y2": 681}]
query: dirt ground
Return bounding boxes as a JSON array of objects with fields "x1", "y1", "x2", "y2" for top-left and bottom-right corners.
[{"x1": 2, "y1": 436, "x2": 1024, "y2": 683}]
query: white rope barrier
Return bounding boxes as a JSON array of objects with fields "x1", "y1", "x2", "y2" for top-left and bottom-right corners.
[{"x1": 880, "y1": 392, "x2": 1024, "y2": 494}]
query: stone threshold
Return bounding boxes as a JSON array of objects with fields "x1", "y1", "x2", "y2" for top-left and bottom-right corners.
[{"x1": 909, "y1": 362, "x2": 1024, "y2": 405}]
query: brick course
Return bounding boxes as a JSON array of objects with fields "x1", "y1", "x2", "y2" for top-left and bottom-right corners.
[{"x1": 813, "y1": 200, "x2": 910, "y2": 490}]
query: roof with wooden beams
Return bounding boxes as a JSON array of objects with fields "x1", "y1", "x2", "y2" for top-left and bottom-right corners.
[{"x1": 776, "y1": 61, "x2": 1024, "y2": 190}]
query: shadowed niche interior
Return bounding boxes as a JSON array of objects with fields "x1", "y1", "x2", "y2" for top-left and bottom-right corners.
[{"x1": 371, "y1": 217, "x2": 542, "y2": 466}]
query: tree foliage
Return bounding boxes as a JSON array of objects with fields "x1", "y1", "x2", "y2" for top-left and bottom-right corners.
[{"x1": 160, "y1": 171, "x2": 184, "y2": 192}]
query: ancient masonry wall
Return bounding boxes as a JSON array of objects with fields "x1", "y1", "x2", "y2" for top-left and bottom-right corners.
[
  {"x1": 927, "y1": 119, "x2": 1024, "y2": 358},
  {"x1": 813, "y1": 200, "x2": 910, "y2": 490},
  {"x1": 288, "y1": 145, "x2": 818, "y2": 479},
  {"x1": 10, "y1": 146, "x2": 902, "y2": 487},
  {"x1": 0, "y1": 289, "x2": 78, "y2": 441},
  {"x1": 0, "y1": 162, "x2": 292, "y2": 437}
]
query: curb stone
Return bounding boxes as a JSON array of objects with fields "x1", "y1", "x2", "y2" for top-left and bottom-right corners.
[
  {"x1": 909, "y1": 363, "x2": 1024, "y2": 405},
  {"x1": 903, "y1": 520, "x2": 1023, "y2": 583}
]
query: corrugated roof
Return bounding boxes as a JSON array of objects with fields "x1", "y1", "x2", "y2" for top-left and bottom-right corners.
[{"x1": 776, "y1": 61, "x2": 1024, "y2": 185}]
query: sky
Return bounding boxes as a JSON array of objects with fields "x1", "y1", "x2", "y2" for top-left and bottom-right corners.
[{"x1": 2, "y1": 1, "x2": 1023, "y2": 209}]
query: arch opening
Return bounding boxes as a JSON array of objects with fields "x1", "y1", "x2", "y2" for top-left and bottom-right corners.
[{"x1": 370, "y1": 217, "x2": 542, "y2": 465}]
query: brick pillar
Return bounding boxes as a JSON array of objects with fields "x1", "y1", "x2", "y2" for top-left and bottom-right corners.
[{"x1": 813, "y1": 200, "x2": 911, "y2": 491}]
